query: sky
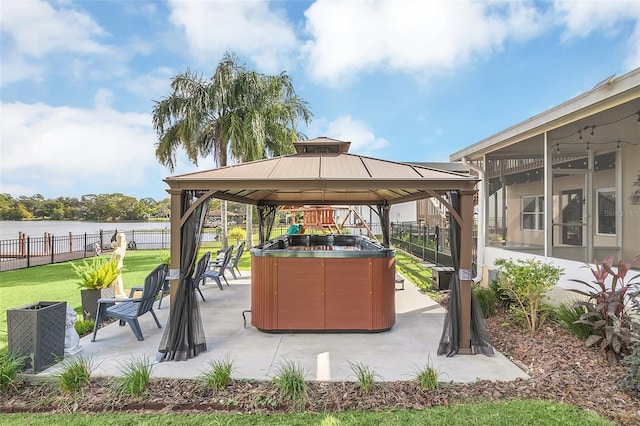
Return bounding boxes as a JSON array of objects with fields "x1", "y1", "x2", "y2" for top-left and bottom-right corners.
[{"x1": 1, "y1": 0, "x2": 639, "y2": 202}]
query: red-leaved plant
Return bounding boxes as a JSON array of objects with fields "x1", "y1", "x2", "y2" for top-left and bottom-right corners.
[{"x1": 570, "y1": 255, "x2": 640, "y2": 365}]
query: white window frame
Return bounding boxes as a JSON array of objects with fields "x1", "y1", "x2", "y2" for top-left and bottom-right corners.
[
  {"x1": 596, "y1": 187, "x2": 616, "y2": 236},
  {"x1": 521, "y1": 195, "x2": 544, "y2": 231}
]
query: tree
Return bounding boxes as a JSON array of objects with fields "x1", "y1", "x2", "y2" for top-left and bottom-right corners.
[{"x1": 152, "y1": 52, "x2": 312, "y2": 247}]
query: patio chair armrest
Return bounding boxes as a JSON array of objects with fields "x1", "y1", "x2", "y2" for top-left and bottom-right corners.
[
  {"x1": 128, "y1": 286, "x2": 144, "y2": 298},
  {"x1": 96, "y1": 297, "x2": 124, "y2": 304}
]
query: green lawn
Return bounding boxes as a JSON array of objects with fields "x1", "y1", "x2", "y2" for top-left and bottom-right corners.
[
  {"x1": 0, "y1": 400, "x2": 613, "y2": 425},
  {"x1": 0, "y1": 244, "x2": 232, "y2": 350}
]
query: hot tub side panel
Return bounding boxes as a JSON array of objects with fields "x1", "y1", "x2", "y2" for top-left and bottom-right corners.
[
  {"x1": 277, "y1": 258, "x2": 325, "y2": 330},
  {"x1": 325, "y1": 258, "x2": 373, "y2": 330},
  {"x1": 372, "y1": 257, "x2": 396, "y2": 330},
  {"x1": 251, "y1": 255, "x2": 278, "y2": 330}
]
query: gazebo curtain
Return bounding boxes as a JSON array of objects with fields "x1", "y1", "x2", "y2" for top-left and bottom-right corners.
[
  {"x1": 157, "y1": 191, "x2": 210, "y2": 361},
  {"x1": 438, "y1": 191, "x2": 493, "y2": 357},
  {"x1": 257, "y1": 205, "x2": 277, "y2": 245}
]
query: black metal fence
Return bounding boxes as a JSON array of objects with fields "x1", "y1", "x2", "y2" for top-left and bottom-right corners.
[
  {"x1": 0, "y1": 228, "x2": 220, "y2": 272},
  {"x1": 390, "y1": 222, "x2": 477, "y2": 272},
  {"x1": 1, "y1": 222, "x2": 452, "y2": 273}
]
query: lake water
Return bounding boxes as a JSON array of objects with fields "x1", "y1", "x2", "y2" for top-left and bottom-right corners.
[{"x1": 0, "y1": 220, "x2": 170, "y2": 241}]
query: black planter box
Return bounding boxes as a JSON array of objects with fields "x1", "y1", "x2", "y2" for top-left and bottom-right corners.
[
  {"x1": 7, "y1": 301, "x2": 67, "y2": 373},
  {"x1": 81, "y1": 287, "x2": 115, "y2": 320}
]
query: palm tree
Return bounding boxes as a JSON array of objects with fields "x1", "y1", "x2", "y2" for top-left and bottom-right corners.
[{"x1": 152, "y1": 52, "x2": 312, "y2": 246}]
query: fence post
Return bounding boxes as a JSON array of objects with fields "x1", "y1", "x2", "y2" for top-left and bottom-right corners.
[
  {"x1": 99, "y1": 230, "x2": 104, "y2": 253},
  {"x1": 27, "y1": 236, "x2": 31, "y2": 267},
  {"x1": 51, "y1": 235, "x2": 55, "y2": 264}
]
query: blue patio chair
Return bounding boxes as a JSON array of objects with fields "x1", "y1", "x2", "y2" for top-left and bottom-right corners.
[{"x1": 91, "y1": 263, "x2": 168, "y2": 342}]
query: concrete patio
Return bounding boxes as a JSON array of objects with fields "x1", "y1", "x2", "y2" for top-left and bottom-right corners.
[{"x1": 39, "y1": 273, "x2": 529, "y2": 383}]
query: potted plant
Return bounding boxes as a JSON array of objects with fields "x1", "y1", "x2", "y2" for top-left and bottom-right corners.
[{"x1": 70, "y1": 256, "x2": 121, "y2": 320}]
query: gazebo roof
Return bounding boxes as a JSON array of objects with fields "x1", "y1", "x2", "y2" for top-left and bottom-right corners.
[{"x1": 164, "y1": 137, "x2": 478, "y2": 206}]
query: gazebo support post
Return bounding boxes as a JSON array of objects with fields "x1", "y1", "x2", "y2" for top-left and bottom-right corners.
[
  {"x1": 257, "y1": 205, "x2": 265, "y2": 246},
  {"x1": 168, "y1": 189, "x2": 183, "y2": 311},
  {"x1": 457, "y1": 189, "x2": 475, "y2": 354}
]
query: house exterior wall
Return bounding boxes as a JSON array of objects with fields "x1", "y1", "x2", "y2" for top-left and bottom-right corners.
[{"x1": 622, "y1": 144, "x2": 640, "y2": 262}]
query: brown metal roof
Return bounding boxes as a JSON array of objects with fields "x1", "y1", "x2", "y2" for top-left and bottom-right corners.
[{"x1": 164, "y1": 138, "x2": 478, "y2": 206}]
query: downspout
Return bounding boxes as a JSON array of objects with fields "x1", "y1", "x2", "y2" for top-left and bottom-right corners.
[{"x1": 461, "y1": 157, "x2": 484, "y2": 284}]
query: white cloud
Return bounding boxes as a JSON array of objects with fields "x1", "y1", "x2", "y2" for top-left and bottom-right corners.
[
  {"x1": 167, "y1": 0, "x2": 298, "y2": 72},
  {"x1": 0, "y1": 0, "x2": 107, "y2": 57},
  {"x1": 0, "y1": 99, "x2": 164, "y2": 197},
  {"x1": 124, "y1": 67, "x2": 176, "y2": 102},
  {"x1": 625, "y1": 23, "x2": 640, "y2": 70},
  {"x1": 553, "y1": 0, "x2": 638, "y2": 39},
  {"x1": 552, "y1": 0, "x2": 640, "y2": 70},
  {"x1": 324, "y1": 115, "x2": 388, "y2": 155},
  {"x1": 301, "y1": 0, "x2": 543, "y2": 86},
  {"x1": 0, "y1": 0, "x2": 134, "y2": 86}
]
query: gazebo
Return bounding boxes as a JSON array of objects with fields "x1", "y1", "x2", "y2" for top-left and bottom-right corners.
[{"x1": 159, "y1": 137, "x2": 483, "y2": 360}]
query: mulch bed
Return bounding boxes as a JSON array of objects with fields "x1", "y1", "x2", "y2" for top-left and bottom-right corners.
[{"x1": 2, "y1": 309, "x2": 639, "y2": 425}]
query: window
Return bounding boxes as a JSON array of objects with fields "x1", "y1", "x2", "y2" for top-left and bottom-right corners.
[
  {"x1": 522, "y1": 195, "x2": 544, "y2": 231},
  {"x1": 597, "y1": 188, "x2": 616, "y2": 235}
]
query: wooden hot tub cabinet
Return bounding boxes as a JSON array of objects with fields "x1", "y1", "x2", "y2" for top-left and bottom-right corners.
[{"x1": 250, "y1": 234, "x2": 396, "y2": 332}]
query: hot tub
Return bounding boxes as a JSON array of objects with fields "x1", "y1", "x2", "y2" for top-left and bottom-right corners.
[{"x1": 250, "y1": 234, "x2": 396, "y2": 332}]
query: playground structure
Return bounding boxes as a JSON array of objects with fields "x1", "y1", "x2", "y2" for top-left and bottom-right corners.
[{"x1": 281, "y1": 205, "x2": 378, "y2": 240}]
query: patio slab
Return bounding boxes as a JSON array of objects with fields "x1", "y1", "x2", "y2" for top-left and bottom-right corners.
[{"x1": 38, "y1": 273, "x2": 529, "y2": 383}]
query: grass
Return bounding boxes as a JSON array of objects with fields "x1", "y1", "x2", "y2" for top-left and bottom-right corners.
[
  {"x1": 55, "y1": 355, "x2": 94, "y2": 393},
  {"x1": 272, "y1": 359, "x2": 308, "y2": 404},
  {"x1": 115, "y1": 355, "x2": 154, "y2": 396},
  {"x1": 0, "y1": 400, "x2": 614, "y2": 424},
  {"x1": 393, "y1": 250, "x2": 439, "y2": 298},
  {"x1": 201, "y1": 354, "x2": 235, "y2": 391},
  {"x1": 553, "y1": 302, "x2": 593, "y2": 341},
  {"x1": 0, "y1": 350, "x2": 28, "y2": 390},
  {"x1": 347, "y1": 360, "x2": 379, "y2": 394},
  {"x1": 414, "y1": 359, "x2": 440, "y2": 390}
]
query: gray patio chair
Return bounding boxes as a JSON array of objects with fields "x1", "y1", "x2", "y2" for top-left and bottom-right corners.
[
  {"x1": 91, "y1": 263, "x2": 168, "y2": 342},
  {"x1": 192, "y1": 251, "x2": 212, "y2": 301},
  {"x1": 204, "y1": 245, "x2": 233, "y2": 290},
  {"x1": 158, "y1": 251, "x2": 211, "y2": 307},
  {"x1": 226, "y1": 240, "x2": 245, "y2": 279}
]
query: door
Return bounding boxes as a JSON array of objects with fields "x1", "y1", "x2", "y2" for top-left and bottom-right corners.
[{"x1": 561, "y1": 189, "x2": 583, "y2": 246}]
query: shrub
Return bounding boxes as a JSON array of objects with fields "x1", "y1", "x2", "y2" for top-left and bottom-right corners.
[
  {"x1": 115, "y1": 356, "x2": 154, "y2": 396},
  {"x1": 553, "y1": 302, "x2": 592, "y2": 340},
  {"x1": 347, "y1": 361, "x2": 379, "y2": 394},
  {"x1": 201, "y1": 355, "x2": 234, "y2": 391},
  {"x1": 56, "y1": 356, "x2": 94, "y2": 393},
  {"x1": 272, "y1": 359, "x2": 307, "y2": 405},
  {"x1": 473, "y1": 284, "x2": 497, "y2": 318},
  {"x1": 0, "y1": 350, "x2": 27, "y2": 390},
  {"x1": 156, "y1": 250, "x2": 171, "y2": 266},
  {"x1": 494, "y1": 258, "x2": 563, "y2": 333},
  {"x1": 489, "y1": 278, "x2": 514, "y2": 309},
  {"x1": 569, "y1": 255, "x2": 640, "y2": 365},
  {"x1": 74, "y1": 319, "x2": 96, "y2": 337},
  {"x1": 620, "y1": 343, "x2": 640, "y2": 393},
  {"x1": 229, "y1": 227, "x2": 247, "y2": 246},
  {"x1": 414, "y1": 359, "x2": 440, "y2": 390}
]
